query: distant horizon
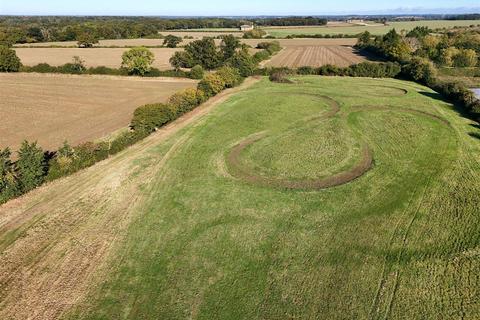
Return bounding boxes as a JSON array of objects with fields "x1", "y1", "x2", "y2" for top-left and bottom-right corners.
[{"x1": 1, "y1": 0, "x2": 480, "y2": 16}]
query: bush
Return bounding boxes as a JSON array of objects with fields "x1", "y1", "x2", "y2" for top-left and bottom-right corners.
[
  {"x1": 59, "y1": 56, "x2": 86, "y2": 74},
  {"x1": 189, "y1": 65, "x2": 204, "y2": 79},
  {"x1": 252, "y1": 50, "x2": 271, "y2": 63},
  {"x1": 131, "y1": 103, "x2": 174, "y2": 132},
  {"x1": 16, "y1": 141, "x2": 46, "y2": 192},
  {"x1": 348, "y1": 62, "x2": 401, "y2": 78},
  {"x1": 0, "y1": 45, "x2": 21, "y2": 72},
  {"x1": 168, "y1": 88, "x2": 204, "y2": 115},
  {"x1": 297, "y1": 66, "x2": 316, "y2": 75},
  {"x1": 0, "y1": 148, "x2": 18, "y2": 204},
  {"x1": 317, "y1": 64, "x2": 346, "y2": 76},
  {"x1": 197, "y1": 73, "x2": 226, "y2": 97},
  {"x1": 243, "y1": 29, "x2": 267, "y2": 39},
  {"x1": 453, "y1": 49, "x2": 478, "y2": 68},
  {"x1": 216, "y1": 66, "x2": 242, "y2": 88},
  {"x1": 403, "y1": 57, "x2": 437, "y2": 86},
  {"x1": 121, "y1": 47, "x2": 155, "y2": 76},
  {"x1": 87, "y1": 65, "x2": 126, "y2": 75},
  {"x1": 269, "y1": 71, "x2": 292, "y2": 83},
  {"x1": 21, "y1": 63, "x2": 57, "y2": 73},
  {"x1": 109, "y1": 130, "x2": 149, "y2": 155}
]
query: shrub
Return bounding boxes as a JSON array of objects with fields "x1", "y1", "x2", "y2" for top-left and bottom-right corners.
[
  {"x1": 87, "y1": 65, "x2": 126, "y2": 75},
  {"x1": 252, "y1": 50, "x2": 271, "y2": 63},
  {"x1": 0, "y1": 45, "x2": 21, "y2": 72},
  {"x1": 403, "y1": 57, "x2": 437, "y2": 86},
  {"x1": 59, "y1": 56, "x2": 86, "y2": 74},
  {"x1": 269, "y1": 71, "x2": 292, "y2": 83},
  {"x1": 197, "y1": 73, "x2": 226, "y2": 97},
  {"x1": 317, "y1": 64, "x2": 345, "y2": 76},
  {"x1": 16, "y1": 141, "x2": 46, "y2": 192},
  {"x1": 347, "y1": 62, "x2": 401, "y2": 78},
  {"x1": 297, "y1": 66, "x2": 316, "y2": 75},
  {"x1": 21, "y1": 63, "x2": 57, "y2": 73},
  {"x1": 243, "y1": 29, "x2": 266, "y2": 39},
  {"x1": 453, "y1": 49, "x2": 478, "y2": 68},
  {"x1": 109, "y1": 130, "x2": 148, "y2": 155},
  {"x1": 216, "y1": 66, "x2": 242, "y2": 88},
  {"x1": 46, "y1": 141, "x2": 75, "y2": 181},
  {"x1": 131, "y1": 103, "x2": 174, "y2": 132},
  {"x1": 0, "y1": 148, "x2": 18, "y2": 203},
  {"x1": 189, "y1": 65, "x2": 204, "y2": 79},
  {"x1": 121, "y1": 47, "x2": 155, "y2": 76},
  {"x1": 168, "y1": 88, "x2": 204, "y2": 115}
]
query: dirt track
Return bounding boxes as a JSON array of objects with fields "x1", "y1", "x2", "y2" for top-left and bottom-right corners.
[
  {"x1": 0, "y1": 76, "x2": 261, "y2": 320},
  {"x1": 0, "y1": 73, "x2": 197, "y2": 152}
]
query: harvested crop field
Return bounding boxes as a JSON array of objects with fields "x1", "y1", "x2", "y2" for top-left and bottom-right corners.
[
  {"x1": 0, "y1": 73, "x2": 197, "y2": 151},
  {"x1": 265, "y1": 45, "x2": 366, "y2": 68},
  {"x1": 14, "y1": 47, "x2": 182, "y2": 69}
]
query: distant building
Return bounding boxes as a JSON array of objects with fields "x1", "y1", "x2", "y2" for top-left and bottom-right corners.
[
  {"x1": 346, "y1": 19, "x2": 365, "y2": 24},
  {"x1": 240, "y1": 25, "x2": 254, "y2": 32}
]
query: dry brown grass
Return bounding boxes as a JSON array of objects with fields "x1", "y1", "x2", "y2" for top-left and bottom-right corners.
[
  {"x1": 0, "y1": 73, "x2": 197, "y2": 152},
  {"x1": 14, "y1": 47, "x2": 182, "y2": 69}
]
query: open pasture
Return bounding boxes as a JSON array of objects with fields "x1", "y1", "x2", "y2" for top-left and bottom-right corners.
[
  {"x1": 14, "y1": 47, "x2": 182, "y2": 69},
  {"x1": 0, "y1": 73, "x2": 197, "y2": 152},
  {"x1": 264, "y1": 19, "x2": 480, "y2": 37},
  {"x1": 1, "y1": 76, "x2": 479, "y2": 319}
]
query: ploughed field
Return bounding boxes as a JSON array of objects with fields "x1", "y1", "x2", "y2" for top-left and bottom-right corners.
[
  {"x1": 1, "y1": 77, "x2": 479, "y2": 319},
  {"x1": 264, "y1": 44, "x2": 365, "y2": 68},
  {"x1": 0, "y1": 73, "x2": 197, "y2": 151}
]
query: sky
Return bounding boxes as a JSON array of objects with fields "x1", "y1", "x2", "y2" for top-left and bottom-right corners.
[{"x1": 1, "y1": 0, "x2": 479, "y2": 16}]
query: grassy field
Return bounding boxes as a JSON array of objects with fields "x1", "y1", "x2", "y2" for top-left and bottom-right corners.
[
  {"x1": 0, "y1": 76, "x2": 479, "y2": 319},
  {"x1": 264, "y1": 20, "x2": 480, "y2": 37}
]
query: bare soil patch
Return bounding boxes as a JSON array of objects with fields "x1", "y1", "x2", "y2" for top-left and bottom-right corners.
[{"x1": 0, "y1": 73, "x2": 197, "y2": 151}]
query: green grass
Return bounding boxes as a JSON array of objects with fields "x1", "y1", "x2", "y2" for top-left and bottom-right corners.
[
  {"x1": 264, "y1": 20, "x2": 480, "y2": 37},
  {"x1": 66, "y1": 77, "x2": 480, "y2": 319}
]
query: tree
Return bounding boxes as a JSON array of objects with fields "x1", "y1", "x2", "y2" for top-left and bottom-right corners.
[
  {"x1": 453, "y1": 49, "x2": 478, "y2": 68},
  {"x1": 0, "y1": 148, "x2": 18, "y2": 203},
  {"x1": 381, "y1": 29, "x2": 411, "y2": 61},
  {"x1": 220, "y1": 34, "x2": 241, "y2": 60},
  {"x1": 77, "y1": 32, "x2": 99, "y2": 48},
  {"x1": 439, "y1": 47, "x2": 460, "y2": 66},
  {"x1": 404, "y1": 57, "x2": 437, "y2": 86},
  {"x1": 184, "y1": 38, "x2": 221, "y2": 70},
  {"x1": 189, "y1": 65, "x2": 204, "y2": 79},
  {"x1": 198, "y1": 73, "x2": 226, "y2": 97},
  {"x1": 170, "y1": 51, "x2": 194, "y2": 70},
  {"x1": 216, "y1": 66, "x2": 242, "y2": 88},
  {"x1": 163, "y1": 35, "x2": 183, "y2": 48},
  {"x1": 121, "y1": 47, "x2": 155, "y2": 75},
  {"x1": 227, "y1": 47, "x2": 256, "y2": 77},
  {"x1": 0, "y1": 46, "x2": 22, "y2": 72},
  {"x1": 357, "y1": 31, "x2": 373, "y2": 48},
  {"x1": 406, "y1": 26, "x2": 432, "y2": 38},
  {"x1": 16, "y1": 141, "x2": 46, "y2": 192}
]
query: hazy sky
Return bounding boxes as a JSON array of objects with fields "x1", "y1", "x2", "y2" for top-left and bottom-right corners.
[{"x1": 1, "y1": 0, "x2": 479, "y2": 16}]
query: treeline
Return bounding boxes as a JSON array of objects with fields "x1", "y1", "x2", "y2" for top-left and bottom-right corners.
[
  {"x1": 0, "y1": 16, "x2": 325, "y2": 45},
  {"x1": 256, "y1": 61, "x2": 402, "y2": 79},
  {"x1": 356, "y1": 28, "x2": 480, "y2": 121},
  {"x1": 170, "y1": 36, "x2": 281, "y2": 73}
]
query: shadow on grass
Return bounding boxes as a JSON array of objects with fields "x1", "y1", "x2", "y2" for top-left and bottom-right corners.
[
  {"x1": 418, "y1": 91, "x2": 476, "y2": 121},
  {"x1": 470, "y1": 123, "x2": 480, "y2": 130},
  {"x1": 469, "y1": 132, "x2": 480, "y2": 140}
]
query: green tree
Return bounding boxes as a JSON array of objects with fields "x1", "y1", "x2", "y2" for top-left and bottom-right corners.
[
  {"x1": 404, "y1": 57, "x2": 437, "y2": 86},
  {"x1": 163, "y1": 35, "x2": 183, "y2": 48},
  {"x1": 220, "y1": 34, "x2": 241, "y2": 60},
  {"x1": 0, "y1": 148, "x2": 18, "y2": 203},
  {"x1": 121, "y1": 47, "x2": 155, "y2": 76},
  {"x1": 0, "y1": 46, "x2": 22, "y2": 72},
  {"x1": 216, "y1": 66, "x2": 242, "y2": 88},
  {"x1": 184, "y1": 38, "x2": 221, "y2": 70},
  {"x1": 227, "y1": 47, "x2": 256, "y2": 77},
  {"x1": 198, "y1": 73, "x2": 226, "y2": 97},
  {"x1": 189, "y1": 65, "x2": 204, "y2": 79},
  {"x1": 381, "y1": 29, "x2": 412, "y2": 61},
  {"x1": 170, "y1": 51, "x2": 194, "y2": 70},
  {"x1": 77, "y1": 32, "x2": 99, "y2": 48},
  {"x1": 357, "y1": 31, "x2": 372, "y2": 47},
  {"x1": 16, "y1": 141, "x2": 46, "y2": 193}
]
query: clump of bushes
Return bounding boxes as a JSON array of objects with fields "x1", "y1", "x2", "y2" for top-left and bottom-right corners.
[
  {"x1": 269, "y1": 70, "x2": 293, "y2": 83},
  {"x1": 198, "y1": 73, "x2": 226, "y2": 97},
  {"x1": 242, "y1": 29, "x2": 267, "y2": 39},
  {"x1": 189, "y1": 65, "x2": 204, "y2": 79},
  {"x1": 0, "y1": 45, "x2": 22, "y2": 72},
  {"x1": 130, "y1": 103, "x2": 175, "y2": 132}
]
